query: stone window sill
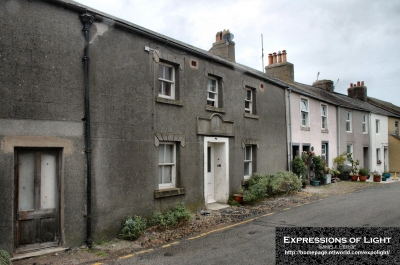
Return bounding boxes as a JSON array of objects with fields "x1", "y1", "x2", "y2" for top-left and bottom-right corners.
[
  {"x1": 301, "y1": 126, "x2": 310, "y2": 131},
  {"x1": 206, "y1": 105, "x2": 225, "y2": 113},
  {"x1": 321, "y1": 129, "x2": 329, "y2": 133},
  {"x1": 154, "y1": 187, "x2": 185, "y2": 198},
  {"x1": 244, "y1": 113, "x2": 259, "y2": 119},
  {"x1": 156, "y1": 97, "x2": 184, "y2": 107}
]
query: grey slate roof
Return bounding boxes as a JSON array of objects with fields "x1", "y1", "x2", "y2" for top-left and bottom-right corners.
[
  {"x1": 60, "y1": 0, "x2": 399, "y2": 118},
  {"x1": 368, "y1": 97, "x2": 400, "y2": 116}
]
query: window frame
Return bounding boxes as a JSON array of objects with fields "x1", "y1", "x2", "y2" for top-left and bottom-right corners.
[
  {"x1": 362, "y1": 114, "x2": 367, "y2": 133},
  {"x1": 245, "y1": 88, "x2": 253, "y2": 114},
  {"x1": 158, "y1": 62, "x2": 175, "y2": 99},
  {"x1": 321, "y1": 104, "x2": 327, "y2": 129},
  {"x1": 376, "y1": 148, "x2": 381, "y2": 164},
  {"x1": 207, "y1": 77, "x2": 218, "y2": 108},
  {"x1": 158, "y1": 142, "x2": 176, "y2": 189},
  {"x1": 346, "y1": 111, "x2": 352, "y2": 132},
  {"x1": 244, "y1": 145, "x2": 253, "y2": 180},
  {"x1": 321, "y1": 143, "x2": 328, "y2": 166},
  {"x1": 300, "y1": 98, "x2": 309, "y2": 127}
]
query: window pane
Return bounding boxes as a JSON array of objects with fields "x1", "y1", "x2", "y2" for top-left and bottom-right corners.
[
  {"x1": 244, "y1": 162, "x2": 250, "y2": 176},
  {"x1": 158, "y1": 166, "x2": 163, "y2": 184},
  {"x1": 41, "y1": 153, "x2": 57, "y2": 209},
  {"x1": 158, "y1": 145, "x2": 164, "y2": 163},
  {"x1": 245, "y1": 101, "x2": 250, "y2": 109},
  {"x1": 301, "y1": 100, "x2": 308, "y2": 111},
  {"x1": 165, "y1": 66, "x2": 172, "y2": 81},
  {"x1": 163, "y1": 165, "x2": 172, "y2": 183},
  {"x1": 245, "y1": 146, "x2": 252, "y2": 160},
  {"x1": 208, "y1": 79, "x2": 216, "y2": 92},
  {"x1": 18, "y1": 152, "x2": 35, "y2": 211},
  {"x1": 208, "y1": 92, "x2": 215, "y2": 99},
  {"x1": 164, "y1": 144, "x2": 173, "y2": 163},
  {"x1": 246, "y1": 90, "x2": 252, "y2": 100},
  {"x1": 164, "y1": 82, "x2": 171, "y2": 96},
  {"x1": 158, "y1": 65, "x2": 164, "y2": 79},
  {"x1": 207, "y1": 100, "x2": 215, "y2": 106}
]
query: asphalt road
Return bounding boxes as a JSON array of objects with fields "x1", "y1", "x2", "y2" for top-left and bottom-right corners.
[{"x1": 106, "y1": 182, "x2": 400, "y2": 265}]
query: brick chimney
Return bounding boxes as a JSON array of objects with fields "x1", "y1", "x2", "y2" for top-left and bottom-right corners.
[
  {"x1": 264, "y1": 50, "x2": 294, "y2": 83},
  {"x1": 347, "y1": 81, "x2": 367, "y2": 101},
  {"x1": 312, "y1": 79, "x2": 334, "y2": 92},
  {"x1": 209, "y1": 29, "x2": 235, "y2": 62}
]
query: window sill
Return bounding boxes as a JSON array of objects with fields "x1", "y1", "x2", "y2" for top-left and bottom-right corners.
[
  {"x1": 301, "y1": 126, "x2": 310, "y2": 131},
  {"x1": 206, "y1": 105, "x2": 225, "y2": 113},
  {"x1": 156, "y1": 97, "x2": 184, "y2": 107},
  {"x1": 244, "y1": 113, "x2": 259, "y2": 119},
  {"x1": 321, "y1": 129, "x2": 329, "y2": 133},
  {"x1": 154, "y1": 187, "x2": 185, "y2": 198}
]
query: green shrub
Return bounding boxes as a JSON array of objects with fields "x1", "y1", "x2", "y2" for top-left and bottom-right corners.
[
  {"x1": 0, "y1": 250, "x2": 11, "y2": 265},
  {"x1": 150, "y1": 203, "x2": 191, "y2": 230},
  {"x1": 310, "y1": 156, "x2": 325, "y2": 180},
  {"x1": 268, "y1": 171, "x2": 301, "y2": 195},
  {"x1": 243, "y1": 173, "x2": 270, "y2": 202},
  {"x1": 291, "y1": 156, "x2": 307, "y2": 178},
  {"x1": 120, "y1": 215, "x2": 147, "y2": 240},
  {"x1": 358, "y1": 167, "x2": 369, "y2": 176}
]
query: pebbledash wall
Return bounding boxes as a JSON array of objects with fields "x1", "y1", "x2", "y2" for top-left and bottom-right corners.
[{"x1": 0, "y1": 0, "x2": 288, "y2": 255}]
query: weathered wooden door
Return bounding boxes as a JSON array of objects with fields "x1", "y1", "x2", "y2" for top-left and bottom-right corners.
[{"x1": 15, "y1": 149, "x2": 60, "y2": 254}]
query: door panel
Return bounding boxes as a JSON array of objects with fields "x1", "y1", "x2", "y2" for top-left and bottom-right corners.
[
  {"x1": 207, "y1": 145, "x2": 215, "y2": 203},
  {"x1": 15, "y1": 150, "x2": 60, "y2": 253}
]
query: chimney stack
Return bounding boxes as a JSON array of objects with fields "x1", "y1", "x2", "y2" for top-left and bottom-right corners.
[
  {"x1": 264, "y1": 49, "x2": 294, "y2": 83},
  {"x1": 348, "y1": 80, "x2": 367, "y2": 101},
  {"x1": 313, "y1": 79, "x2": 335, "y2": 92},
  {"x1": 209, "y1": 29, "x2": 235, "y2": 62}
]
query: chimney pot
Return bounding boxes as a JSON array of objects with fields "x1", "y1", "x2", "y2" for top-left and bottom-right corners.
[
  {"x1": 277, "y1": 51, "x2": 282, "y2": 63},
  {"x1": 268, "y1": 53, "x2": 273, "y2": 65},
  {"x1": 350, "y1": 83, "x2": 353, "y2": 87},
  {"x1": 215, "y1": 31, "x2": 222, "y2": 42},
  {"x1": 272, "y1": 52, "x2": 277, "y2": 64},
  {"x1": 357, "y1": 81, "x2": 360, "y2": 86},
  {"x1": 282, "y1": 50, "x2": 287, "y2": 62},
  {"x1": 361, "y1": 81, "x2": 364, "y2": 86}
]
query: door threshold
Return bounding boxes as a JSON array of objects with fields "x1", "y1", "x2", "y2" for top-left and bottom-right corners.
[
  {"x1": 206, "y1": 202, "x2": 230, "y2": 211},
  {"x1": 12, "y1": 247, "x2": 68, "y2": 261}
]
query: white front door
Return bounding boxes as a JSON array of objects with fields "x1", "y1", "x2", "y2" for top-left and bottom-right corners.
[
  {"x1": 204, "y1": 137, "x2": 229, "y2": 204},
  {"x1": 206, "y1": 144, "x2": 216, "y2": 203}
]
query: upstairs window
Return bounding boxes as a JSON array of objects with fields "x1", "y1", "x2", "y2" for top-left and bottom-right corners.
[
  {"x1": 245, "y1": 88, "x2": 253, "y2": 114},
  {"x1": 362, "y1": 114, "x2": 367, "y2": 133},
  {"x1": 346, "y1": 111, "x2": 352, "y2": 132},
  {"x1": 207, "y1": 78, "x2": 218, "y2": 107},
  {"x1": 158, "y1": 63, "x2": 175, "y2": 99},
  {"x1": 158, "y1": 143, "x2": 176, "y2": 189},
  {"x1": 300, "y1": 99, "x2": 309, "y2": 127},
  {"x1": 321, "y1": 104, "x2": 327, "y2": 129}
]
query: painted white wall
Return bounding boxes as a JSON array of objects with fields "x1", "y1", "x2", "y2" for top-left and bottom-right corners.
[
  {"x1": 370, "y1": 114, "x2": 389, "y2": 174},
  {"x1": 290, "y1": 92, "x2": 337, "y2": 167}
]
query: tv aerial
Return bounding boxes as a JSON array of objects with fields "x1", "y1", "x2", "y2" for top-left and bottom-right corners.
[{"x1": 223, "y1": 33, "x2": 234, "y2": 45}]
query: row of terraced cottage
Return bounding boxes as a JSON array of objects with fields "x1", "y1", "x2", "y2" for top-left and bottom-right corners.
[{"x1": 1, "y1": 0, "x2": 400, "y2": 257}]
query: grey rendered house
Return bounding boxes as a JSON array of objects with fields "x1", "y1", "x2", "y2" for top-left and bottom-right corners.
[{"x1": 0, "y1": 0, "x2": 289, "y2": 256}]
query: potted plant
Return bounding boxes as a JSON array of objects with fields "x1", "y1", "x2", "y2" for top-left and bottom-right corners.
[
  {"x1": 301, "y1": 177, "x2": 310, "y2": 189},
  {"x1": 291, "y1": 156, "x2": 307, "y2": 179},
  {"x1": 372, "y1": 171, "x2": 381, "y2": 182},
  {"x1": 310, "y1": 155, "x2": 324, "y2": 186},
  {"x1": 358, "y1": 167, "x2": 369, "y2": 182},
  {"x1": 346, "y1": 152, "x2": 360, "y2": 181},
  {"x1": 234, "y1": 186, "x2": 244, "y2": 204},
  {"x1": 382, "y1": 172, "x2": 391, "y2": 179}
]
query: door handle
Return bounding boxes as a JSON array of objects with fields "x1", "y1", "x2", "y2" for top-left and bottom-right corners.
[{"x1": 217, "y1": 164, "x2": 221, "y2": 167}]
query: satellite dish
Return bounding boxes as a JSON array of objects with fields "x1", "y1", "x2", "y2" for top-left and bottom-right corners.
[{"x1": 222, "y1": 33, "x2": 234, "y2": 45}]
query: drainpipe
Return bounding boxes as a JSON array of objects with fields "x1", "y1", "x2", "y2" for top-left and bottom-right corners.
[
  {"x1": 287, "y1": 87, "x2": 292, "y2": 171},
  {"x1": 80, "y1": 13, "x2": 94, "y2": 249},
  {"x1": 337, "y1": 106, "x2": 340, "y2": 156}
]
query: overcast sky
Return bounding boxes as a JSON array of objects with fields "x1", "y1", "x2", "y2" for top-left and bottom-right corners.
[{"x1": 75, "y1": 0, "x2": 400, "y2": 107}]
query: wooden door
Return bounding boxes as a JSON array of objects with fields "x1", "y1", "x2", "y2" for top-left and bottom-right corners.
[{"x1": 15, "y1": 149, "x2": 60, "y2": 254}]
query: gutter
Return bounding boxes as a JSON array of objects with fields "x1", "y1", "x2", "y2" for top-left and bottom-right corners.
[
  {"x1": 337, "y1": 106, "x2": 340, "y2": 155},
  {"x1": 287, "y1": 87, "x2": 293, "y2": 170},
  {"x1": 80, "y1": 13, "x2": 94, "y2": 249}
]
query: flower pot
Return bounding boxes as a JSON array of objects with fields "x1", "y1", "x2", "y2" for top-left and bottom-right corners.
[
  {"x1": 382, "y1": 177, "x2": 387, "y2": 182},
  {"x1": 359, "y1": 175, "x2": 367, "y2": 182},
  {"x1": 350, "y1": 175, "x2": 359, "y2": 182},
  {"x1": 373, "y1": 175, "x2": 381, "y2": 182},
  {"x1": 382, "y1": 173, "x2": 391, "y2": 178},
  {"x1": 233, "y1": 194, "x2": 243, "y2": 204},
  {"x1": 311, "y1": 180, "x2": 320, "y2": 186}
]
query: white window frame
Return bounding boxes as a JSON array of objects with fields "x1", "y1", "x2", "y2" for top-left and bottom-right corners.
[
  {"x1": 321, "y1": 143, "x2": 327, "y2": 165},
  {"x1": 362, "y1": 114, "x2": 367, "y2": 133},
  {"x1": 245, "y1": 88, "x2": 253, "y2": 114},
  {"x1": 321, "y1": 104, "x2": 327, "y2": 129},
  {"x1": 158, "y1": 142, "x2": 176, "y2": 189},
  {"x1": 244, "y1": 145, "x2": 252, "y2": 179},
  {"x1": 346, "y1": 111, "x2": 352, "y2": 132},
  {"x1": 376, "y1": 148, "x2": 381, "y2": 163},
  {"x1": 207, "y1": 77, "x2": 218, "y2": 107},
  {"x1": 158, "y1": 63, "x2": 175, "y2": 99},
  {"x1": 346, "y1": 144, "x2": 353, "y2": 163},
  {"x1": 300, "y1": 98, "x2": 309, "y2": 127},
  {"x1": 376, "y1": 119, "x2": 380, "y2": 134}
]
